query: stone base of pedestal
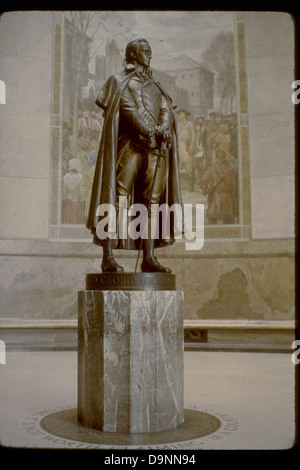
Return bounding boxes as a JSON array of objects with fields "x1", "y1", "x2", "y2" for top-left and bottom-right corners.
[{"x1": 78, "y1": 286, "x2": 184, "y2": 433}]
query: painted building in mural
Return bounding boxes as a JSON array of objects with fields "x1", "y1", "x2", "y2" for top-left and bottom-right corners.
[{"x1": 161, "y1": 54, "x2": 214, "y2": 119}]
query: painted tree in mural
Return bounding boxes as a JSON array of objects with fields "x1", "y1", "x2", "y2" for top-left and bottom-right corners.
[
  {"x1": 202, "y1": 31, "x2": 236, "y2": 115},
  {"x1": 67, "y1": 11, "x2": 133, "y2": 155},
  {"x1": 67, "y1": 12, "x2": 100, "y2": 155}
]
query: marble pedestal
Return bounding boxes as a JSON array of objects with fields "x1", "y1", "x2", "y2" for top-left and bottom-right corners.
[{"x1": 78, "y1": 275, "x2": 184, "y2": 433}]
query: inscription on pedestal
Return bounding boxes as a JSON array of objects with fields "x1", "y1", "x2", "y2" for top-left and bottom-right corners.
[{"x1": 85, "y1": 272, "x2": 176, "y2": 291}]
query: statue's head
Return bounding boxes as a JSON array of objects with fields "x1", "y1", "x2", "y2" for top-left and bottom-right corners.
[{"x1": 125, "y1": 38, "x2": 152, "y2": 69}]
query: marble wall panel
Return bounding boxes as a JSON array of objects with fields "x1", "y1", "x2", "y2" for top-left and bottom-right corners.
[
  {"x1": 0, "y1": 254, "x2": 98, "y2": 319},
  {"x1": 0, "y1": 115, "x2": 51, "y2": 179},
  {"x1": 178, "y1": 254, "x2": 294, "y2": 321},
  {"x1": 0, "y1": 54, "x2": 52, "y2": 119},
  {"x1": 244, "y1": 11, "x2": 295, "y2": 243},
  {"x1": 245, "y1": 12, "x2": 294, "y2": 58},
  {"x1": 251, "y1": 176, "x2": 295, "y2": 240},
  {"x1": 248, "y1": 257, "x2": 295, "y2": 320},
  {"x1": 0, "y1": 177, "x2": 49, "y2": 240},
  {"x1": 0, "y1": 240, "x2": 294, "y2": 322},
  {"x1": 0, "y1": 11, "x2": 53, "y2": 240},
  {"x1": 248, "y1": 112, "x2": 294, "y2": 179},
  {"x1": 181, "y1": 257, "x2": 257, "y2": 320},
  {"x1": 247, "y1": 54, "x2": 294, "y2": 116},
  {"x1": 0, "y1": 12, "x2": 53, "y2": 59}
]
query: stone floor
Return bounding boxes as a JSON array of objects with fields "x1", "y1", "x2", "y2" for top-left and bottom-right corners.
[{"x1": 0, "y1": 350, "x2": 297, "y2": 451}]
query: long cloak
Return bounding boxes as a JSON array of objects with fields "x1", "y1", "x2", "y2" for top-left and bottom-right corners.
[{"x1": 86, "y1": 68, "x2": 183, "y2": 249}]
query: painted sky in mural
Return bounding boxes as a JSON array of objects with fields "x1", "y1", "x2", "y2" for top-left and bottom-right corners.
[{"x1": 88, "y1": 11, "x2": 234, "y2": 67}]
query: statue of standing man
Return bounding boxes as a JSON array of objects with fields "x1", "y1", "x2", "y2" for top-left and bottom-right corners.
[{"x1": 86, "y1": 38, "x2": 183, "y2": 273}]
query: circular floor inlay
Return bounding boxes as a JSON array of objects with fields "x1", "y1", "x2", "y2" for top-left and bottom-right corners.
[{"x1": 40, "y1": 408, "x2": 221, "y2": 446}]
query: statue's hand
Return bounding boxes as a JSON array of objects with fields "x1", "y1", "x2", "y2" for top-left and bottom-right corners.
[
  {"x1": 155, "y1": 123, "x2": 168, "y2": 136},
  {"x1": 155, "y1": 125, "x2": 173, "y2": 149}
]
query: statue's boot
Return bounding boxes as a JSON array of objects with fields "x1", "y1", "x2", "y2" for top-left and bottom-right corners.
[
  {"x1": 141, "y1": 238, "x2": 171, "y2": 273},
  {"x1": 101, "y1": 239, "x2": 124, "y2": 273}
]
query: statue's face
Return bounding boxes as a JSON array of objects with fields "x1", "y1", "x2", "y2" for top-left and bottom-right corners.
[{"x1": 135, "y1": 42, "x2": 152, "y2": 68}]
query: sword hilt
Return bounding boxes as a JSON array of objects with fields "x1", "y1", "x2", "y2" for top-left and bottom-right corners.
[{"x1": 149, "y1": 130, "x2": 157, "y2": 149}]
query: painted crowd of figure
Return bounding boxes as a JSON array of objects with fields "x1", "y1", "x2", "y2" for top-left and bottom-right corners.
[
  {"x1": 177, "y1": 109, "x2": 239, "y2": 225},
  {"x1": 61, "y1": 108, "x2": 103, "y2": 225},
  {"x1": 61, "y1": 107, "x2": 239, "y2": 226}
]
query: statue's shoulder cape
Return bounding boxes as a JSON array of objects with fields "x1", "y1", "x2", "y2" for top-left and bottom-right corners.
[
  {"x1": 96, "y1": 68, "x2": 174, "y2": 114},
  {"x1": 95, "y1": 70, "x2": 135, "y2": 113}
]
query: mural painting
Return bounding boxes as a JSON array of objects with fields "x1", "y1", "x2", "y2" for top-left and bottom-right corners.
[{"x1": 60, "y1": 11, "x2": 239, "y2": 228}]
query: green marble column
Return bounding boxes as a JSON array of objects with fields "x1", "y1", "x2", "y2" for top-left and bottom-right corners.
[{"x1": 78, "y1": 289, "x2": 184, "y2": 433}]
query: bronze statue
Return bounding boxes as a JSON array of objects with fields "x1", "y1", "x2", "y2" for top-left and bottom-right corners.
[{"x1": 86, "y1": 38, "x2": 183, "y2": 273}]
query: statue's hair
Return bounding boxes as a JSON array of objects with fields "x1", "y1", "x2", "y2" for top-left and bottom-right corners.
[{"x1": 125, "y1": 38, "x2": 150, "y2": 64}]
